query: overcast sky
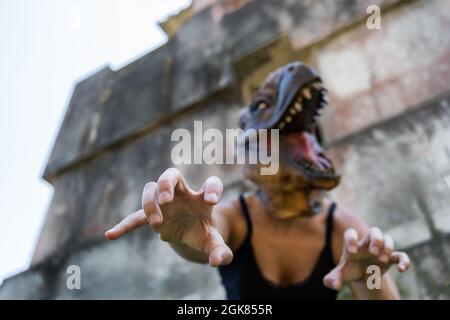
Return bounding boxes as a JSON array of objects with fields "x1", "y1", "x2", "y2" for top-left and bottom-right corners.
[{"x1": 0, "y1": 0, "x2": 190, "y2": 284}]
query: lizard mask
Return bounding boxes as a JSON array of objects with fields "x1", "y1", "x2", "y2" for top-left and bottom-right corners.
[{"x1": 239, "y1": 62, "x2": 341, "y2": 218}]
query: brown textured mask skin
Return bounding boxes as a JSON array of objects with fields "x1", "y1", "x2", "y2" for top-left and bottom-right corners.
[{"x1": 239, "y1": 62, "x2": 341, "y2": 218}]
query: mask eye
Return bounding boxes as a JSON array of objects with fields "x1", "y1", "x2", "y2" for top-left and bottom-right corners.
[
  {"x1": 258, "y1": 102, "x2": 269, "y2": 111},
  {"x1": 251, "y1": 100, "x2": 269, "y2": 112}
]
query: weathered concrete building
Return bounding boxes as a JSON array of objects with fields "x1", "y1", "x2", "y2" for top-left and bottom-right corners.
[{"x1": 1, "y1": 0, "x2": 449, "y2": 299}]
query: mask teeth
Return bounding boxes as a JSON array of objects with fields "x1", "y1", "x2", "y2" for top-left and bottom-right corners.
[
  {"x1": 295, "y1": 158, "x2": 335, "y2": 179},
  {"x1": 311, "y1": 81, "x2": 323, "y2": 91},
  {"x1": 294, "y1": 98, "x2": 303, "y2": 112},
  {"x1": 319, "y1": 101, "x2": 326, "y2": 109},
  {"x1": 320, "y1": 92, "x2": 329, "y2": 104},
  {"x1": 302, "y1": 87, "x2": 312, "y2": 100},
  {"x1": 277, "y1": 81, "x2": 329, "y2": 131}
]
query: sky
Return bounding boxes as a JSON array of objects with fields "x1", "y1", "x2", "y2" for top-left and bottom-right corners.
[{"x1": 0, "y1": 0, "x2": 190, "y2": 284}]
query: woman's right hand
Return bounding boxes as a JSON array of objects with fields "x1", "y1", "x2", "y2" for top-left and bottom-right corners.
[{"x1": 105, "y1": 167, "x2": 233, "y2": 267}]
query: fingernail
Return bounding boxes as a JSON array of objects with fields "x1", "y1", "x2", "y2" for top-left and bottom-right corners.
[
  {"x1": 370, "y1": 246, "x2": 380, "y2": 255},
  {"x1": 349, "y1": 246, "x2": 357, "y2": 254},
  {"x1": 105, "y1": 230, "x2": 114, "y2": 239},
  {"x1": 379, "y1": 254, "x2": 389, "y2": 263},
  {"x1": 205, "y1": 193, "x2": 218, "y2": 203},
  {"x1": 159, "y1": 191, "x2": 171, "y2": 204}
]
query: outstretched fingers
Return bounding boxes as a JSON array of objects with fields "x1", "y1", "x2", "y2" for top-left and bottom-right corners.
[
  {"x1": 142, "y1": 181, "x2": 164, "y2": 227},
  {"x1": 378, "y1": 234, "x2": 394, "y2": 264},
  {"x1": 203, "y1": 227, "x2": 233, "y2": 267},
  {"x1": 157, "y1": 167, "x2": 182, "y2": 205},
  {"x1": 323, "y1": 265, "x2": 344, "y2": 291},
  {"x1": 360, "y1": 227, "x2": 384, "y2": 256},
  {"x1": 105, "y1": 209, "x2": 147, "y2": 240},
  {"x1": 323, "y1": 228, "x2": 358, "y2": 290},
  {"x1": 201, "y1": 176, "x2": 223, "y2": 206},
  {"x1": 390, "y1": 252, "x2": 411, "y2": 272},
  {"x1": 344, "y1": 228, "x2": 359, "y2": 255}
]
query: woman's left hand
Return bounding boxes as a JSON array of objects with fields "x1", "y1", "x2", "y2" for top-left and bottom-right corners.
[{"x1": 323, "y1": 227, "x2": 411, "y2": 290}]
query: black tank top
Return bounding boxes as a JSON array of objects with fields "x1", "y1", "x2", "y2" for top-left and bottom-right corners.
[{"x1": 218, "y1": 194, "x2": 338, "y2": 300}]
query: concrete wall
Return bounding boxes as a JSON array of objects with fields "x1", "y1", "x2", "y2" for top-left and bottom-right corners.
[{"x1": 1, "y1": 0, "x2": 449, "y2": 299}]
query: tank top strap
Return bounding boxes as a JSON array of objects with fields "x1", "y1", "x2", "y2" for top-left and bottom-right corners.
[
  {"x1": 239, "y1": 193, "x2": 253, "y2": 239},
  {"x1": 325, "y1": 202, "x2": 336, "y2": 254}
]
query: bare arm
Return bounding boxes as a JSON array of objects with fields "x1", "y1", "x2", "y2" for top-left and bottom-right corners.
[{"x1": 350, "y1": 274, "x2": 400, "y2": 300}]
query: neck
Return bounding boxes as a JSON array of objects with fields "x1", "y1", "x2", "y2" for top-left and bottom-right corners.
[{"x1": 256, "y1": 186, "x2": 324, "y2": 219}]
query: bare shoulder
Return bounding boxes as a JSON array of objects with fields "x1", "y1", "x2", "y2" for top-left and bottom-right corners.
[
  {"x1": 333, "y1": 202, "x2": 370, "y2": 236},
  {"x1": 213, "y1": 194, "x2": 248, "y2": 252},
  {"x1": 330, "y1": 200, "x2": 370, "y2": 263}
]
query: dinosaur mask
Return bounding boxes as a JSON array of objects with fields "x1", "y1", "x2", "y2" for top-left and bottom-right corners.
[{"x1": 239, "y1": 62, "x2": 341, "y2": 215}]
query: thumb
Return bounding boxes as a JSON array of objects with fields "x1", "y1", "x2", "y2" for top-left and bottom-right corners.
[
  {"x1": 323, "y1": 264, "x2": 344, "y2": 290},
  {"x1": 203, "y1": 227, "x2": 233, "y2": 267}
]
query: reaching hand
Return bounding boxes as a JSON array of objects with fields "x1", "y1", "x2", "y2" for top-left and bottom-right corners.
[
  {"x1": 105, "y1": 168, "x2": 233, "y2": 267},
  {"x1": 323, "y1": 227, "x2": 410, "y2": 290}
]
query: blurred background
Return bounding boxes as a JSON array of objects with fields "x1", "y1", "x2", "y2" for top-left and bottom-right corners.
[{"x1": 0, "y1": 0, "x2": 449, "y2": 299}]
